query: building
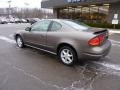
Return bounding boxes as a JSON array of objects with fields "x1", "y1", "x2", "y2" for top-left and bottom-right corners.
[{"x1": 41, "y1": 0, "x2": 120, "y2": 24}]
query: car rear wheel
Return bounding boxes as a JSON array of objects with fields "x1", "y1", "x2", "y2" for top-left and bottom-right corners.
[
  {"x1": 58, "y1": 46, "x2": 77, "y2": 66},
  {"x1": 16, "y1": 36, "x2": 24, "y2": 48}
]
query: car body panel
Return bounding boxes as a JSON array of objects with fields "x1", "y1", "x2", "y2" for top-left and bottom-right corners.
[
  {"x1": 14, "y1": 19, "x2": 111, "y2": 61},
  {"x1": 22, "y1": 31, "x2": 47, "y2": 46}
]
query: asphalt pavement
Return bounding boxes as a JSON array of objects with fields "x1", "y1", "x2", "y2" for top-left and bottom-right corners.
[{"x1": 0, "y1": 23, "x2": 120, "y2": 90}]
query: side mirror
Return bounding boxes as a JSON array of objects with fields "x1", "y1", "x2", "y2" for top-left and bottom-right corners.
[{"x1": 25, "y1": 27, "x2": 31, "y2": 31}]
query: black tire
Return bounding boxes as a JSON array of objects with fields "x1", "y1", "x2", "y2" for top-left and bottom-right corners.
[
  {"x1": 58, "y1": 46, "x2": 77, "y2": 66},
  {"x1": 16, "y1": 36, "x2": 24, "y2": 48}
]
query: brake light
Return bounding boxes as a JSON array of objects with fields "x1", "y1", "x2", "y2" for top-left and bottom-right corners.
[{"x1": 89, "y1": 34, "x2": 104, "y2": 46}]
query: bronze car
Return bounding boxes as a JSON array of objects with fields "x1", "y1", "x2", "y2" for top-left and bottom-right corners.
[{"x1": 14, "y1": 19, "x2": 111, "y2": 66}]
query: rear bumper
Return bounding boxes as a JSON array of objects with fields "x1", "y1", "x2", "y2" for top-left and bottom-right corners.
[
  {"x1": 78, "y1": 40, "x2": 111, "y2": 60},
  {"x1": 81, "y1": 51, "x2": 109, "y2": 60}
]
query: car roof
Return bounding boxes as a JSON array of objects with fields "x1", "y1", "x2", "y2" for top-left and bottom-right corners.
[{"x1": 41, "y1": 19, "x2": 69, "y2": 23}]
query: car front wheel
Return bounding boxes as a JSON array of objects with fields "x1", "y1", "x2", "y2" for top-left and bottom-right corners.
[
  {"x1": 16, "y1": 36, "x2": 24, "y2": 48},
  {"x1": 58, "y1": 46, "x2": 77, "y2": 66}
]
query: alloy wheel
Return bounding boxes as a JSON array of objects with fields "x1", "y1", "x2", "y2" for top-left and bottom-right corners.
[
  {"x1": 60, "y1": 49, "x2": 74, "y2": 65},
  {"x1": 16, "y1": 36, "x2": 24, "y2": 48}
]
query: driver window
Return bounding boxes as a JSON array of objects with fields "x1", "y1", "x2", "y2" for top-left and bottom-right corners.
[{"x1": 31, "y1": 20, "x2": 51, "y2": 32}]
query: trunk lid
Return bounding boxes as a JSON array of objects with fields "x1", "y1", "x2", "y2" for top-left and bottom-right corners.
[
  {"x1": 88, "y1": 28, "x2": 108, "y2": 37},
  {"x1": 87, "y1": 28, "x2": 107, "y2": 33}
]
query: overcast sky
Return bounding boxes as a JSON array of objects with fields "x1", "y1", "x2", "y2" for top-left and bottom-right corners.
[{"x1": 0, "y1": 0, "x2": 42, "y2": 8}]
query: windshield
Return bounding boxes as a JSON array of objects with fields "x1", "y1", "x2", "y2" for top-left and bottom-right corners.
[{"x1": 62, "y1": 20, "x2": 90, "y2": 31}]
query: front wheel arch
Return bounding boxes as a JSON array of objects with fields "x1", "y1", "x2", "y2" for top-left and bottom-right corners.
[{"x1": 15, "y1": 34, "x2": 21, "y2": 41}]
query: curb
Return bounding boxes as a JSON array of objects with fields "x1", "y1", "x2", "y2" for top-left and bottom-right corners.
[
  {"x1": 109, "y1": 30, "x2": 120, "y2": 34},
  {"x1": 109, "y1": 29, "x2": 120, "y2": 34}
]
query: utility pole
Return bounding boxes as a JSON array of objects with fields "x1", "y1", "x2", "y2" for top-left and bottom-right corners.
[{"x1": 8, "y1": 0, "x2": 11, "y2": 18}]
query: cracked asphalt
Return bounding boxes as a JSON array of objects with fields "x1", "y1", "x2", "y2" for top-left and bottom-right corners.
[{"x1": 0, "y1": 23, "x2": 120, "y2": 90}]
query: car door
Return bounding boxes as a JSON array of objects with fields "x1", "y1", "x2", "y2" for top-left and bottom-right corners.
[
  {"x1": 23, "y1": 20, "x2": 51, "y2": 48},
  {"x1": 46, "y1": 21, "x2": 62, "y2": 52}
]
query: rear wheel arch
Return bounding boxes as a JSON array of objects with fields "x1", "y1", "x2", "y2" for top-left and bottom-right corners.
[
  {"x1": 57, "y1": 43, "x2": 78, "y2": 66},
  {"x1": 57, "y1": 43, "x2": 77, "y2": 57}
]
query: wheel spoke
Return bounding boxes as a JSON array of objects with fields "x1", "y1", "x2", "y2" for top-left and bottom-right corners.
[
  {"x1": 67, "y1": 57, "x2": 72, "y2": 62},
  {"x1": 61, "y1": 54, "x2": 65, "y2": 58},
  {"x1": 66, "y1": 49, "x2": 69, "y2": 54},
  {"x1": 62, "y1": 50, "x2": 67, "y2": 55},
  {"x1": 68, "y1": 54, "x2": 73, "y2": 57}
]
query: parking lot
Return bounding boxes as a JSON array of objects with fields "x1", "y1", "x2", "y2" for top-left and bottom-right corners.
[{"x1": 0, "y1": 23, "x2": 120, "y2": 90}]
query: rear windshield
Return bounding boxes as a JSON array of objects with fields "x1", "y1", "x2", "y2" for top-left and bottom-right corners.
[{"x1": 62, "y1": 20, "x2": 90, "y2": 31}]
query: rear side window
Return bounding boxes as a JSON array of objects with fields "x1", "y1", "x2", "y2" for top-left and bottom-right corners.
[
  {"x1": 50, "y1": 21, "x2": 62, "y2": 31},
  {"x1": 62, "y1": 20, "x2": 90, "y2": 31}
]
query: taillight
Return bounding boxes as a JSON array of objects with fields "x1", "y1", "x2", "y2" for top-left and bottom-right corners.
[{"x1": 89, "y1": 34, "x2": 105, "y2": 46}]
